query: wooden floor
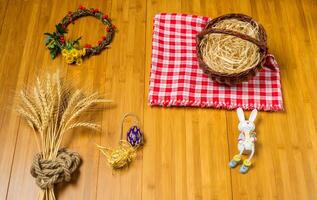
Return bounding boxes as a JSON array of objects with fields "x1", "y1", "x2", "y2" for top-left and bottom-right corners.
[{"x1": 0, "y1": 0, "x2": 317, "y2": 199}]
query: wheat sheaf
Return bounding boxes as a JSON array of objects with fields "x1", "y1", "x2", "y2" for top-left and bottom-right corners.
[{"x1": 17, "y1": 71, "x2": 110, "y2": 200}]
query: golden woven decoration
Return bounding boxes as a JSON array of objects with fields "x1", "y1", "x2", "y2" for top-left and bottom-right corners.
[
  {"x1": 97, "y1": 113, "x2": 143, "y2": 170},
  {"x1": 96, "y1": 141, "x2": 137, "y2": 169}
]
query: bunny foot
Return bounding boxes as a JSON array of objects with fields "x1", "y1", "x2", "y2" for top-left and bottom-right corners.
[
  {"x1": 239, "y1": 160, "x2": 252, "y2": 174},
  {"x1": 229, "y1": 155, "x2": 241, "y2": 168}
]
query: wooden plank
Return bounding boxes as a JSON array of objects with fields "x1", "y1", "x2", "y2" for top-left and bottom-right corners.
[
  {"x1": 0, "y1": 0, "x2": 9, "y2": 34},
  {"x1": 5, "y1": 0, "x2": 72, "y2": 199},
  {"x1": 142, "y1": 1, "x2": 232, "y2": 199},
  {"x1": 0, "y1": 0, "x2": 46, "y2": 199},
  {"x1": 226, "y1": 0, "x2": 317, "y2": 200},
  {"x1": 94, "y1": 0, "x2": 146, "y2": 199}
]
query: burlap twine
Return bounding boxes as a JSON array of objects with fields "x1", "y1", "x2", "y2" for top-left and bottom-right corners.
[{"x1": 30, "y1": 148, "x2": 81, "y2": 189}]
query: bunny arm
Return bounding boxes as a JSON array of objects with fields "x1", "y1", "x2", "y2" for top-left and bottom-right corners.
[
  {"x1": 238, "y1": 132, "x2": 245, "y2": 141},
  {"x1": 249, "y1": 132, "x2": 257, "y2": 142}
]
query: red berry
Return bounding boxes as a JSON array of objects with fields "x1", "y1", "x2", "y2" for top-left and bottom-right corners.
[
  {"x1": 102, "y1": 15, "x2": 108, "y2": 19},
  {"x1": 79, "y1": 5, "x2": 85, "y2": 10},
  {"x1": 102, "y1": 36, "x2": 106, "y2": 40},
  {"x1": 84, "y1": 44, "x2": 92, "y2": 48},
  {"x1": 106, "y1": 27, "x2": 110, "y2": 32},
  {"x1": 98, "y1": 40, "x2": 102, "y2": 45}
]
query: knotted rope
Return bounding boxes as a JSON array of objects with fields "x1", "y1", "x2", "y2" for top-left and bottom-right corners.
[{"x1": 30, "y1": 148, "x2": 81, "y2": 189}]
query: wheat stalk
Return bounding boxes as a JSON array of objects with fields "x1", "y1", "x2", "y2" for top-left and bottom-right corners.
[
  {"x1": 65, "y1": 122, "x2": 101, "y2": 132},
  {"x1": 17, "y1": 71, "x2": 109, "y2": 200}
]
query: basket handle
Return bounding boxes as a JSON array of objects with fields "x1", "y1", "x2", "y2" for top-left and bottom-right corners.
[
  {"x1": 205, "y1": 13, "x2": 258, "y2": 29},
  {"x1": 201, "y1": 13, "x2": 268, "y2": 53},
  {"x1": 119, "y1": 112, "x2": 140, "y2": 139},
  {"x1": 198, "y1": 28, "x2": 267, "y2": 52}
]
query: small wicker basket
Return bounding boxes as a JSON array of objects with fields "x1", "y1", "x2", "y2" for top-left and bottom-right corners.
[{"x1": 196, "y1": 13, "x2": 268, "y2": 85}]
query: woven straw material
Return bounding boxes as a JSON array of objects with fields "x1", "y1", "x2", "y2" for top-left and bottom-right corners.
[{"x1": 197, "y1": 14, "x2": 268, "y2": 85}]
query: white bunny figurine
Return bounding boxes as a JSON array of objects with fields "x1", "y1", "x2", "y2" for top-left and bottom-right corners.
[{"x1": 229, "y1": 108, "x2": 257, "y2": 174}]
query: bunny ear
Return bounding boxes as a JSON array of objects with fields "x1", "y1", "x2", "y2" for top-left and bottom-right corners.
[
  {"x1": 237, "y1": 108, "x2": 245, "y2": 122},
  {"x1": 249, "y1": 109, "x2": 258, "y2": 122}
]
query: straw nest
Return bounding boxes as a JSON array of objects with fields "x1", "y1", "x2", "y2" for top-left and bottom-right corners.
[{"x1": 197, "y1": 14, "x2": 268, "y2": 85}]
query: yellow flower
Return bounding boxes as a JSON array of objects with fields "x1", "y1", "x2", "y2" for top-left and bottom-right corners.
[
  {"x1": 65, "y1": 55, "x2": 74, "y2": 64},
  {"x1": 61, "y1": 47, "x2": 86, "y2": 65},
  {"x1": 63, "y1": 53, "x2": 69, "y2": 59},
  {"x1": 61, "y1": 49, "x2": 68, "y2": 56},
  {"x1": 81, "y1": 48, "x2": 86, "y2": 56},
  {"x1": 76, "y1": 58, "x2": 83, "y2": 65},
  {"x1": 71, "y1": 49, "x2": 79, "y2": 58}
]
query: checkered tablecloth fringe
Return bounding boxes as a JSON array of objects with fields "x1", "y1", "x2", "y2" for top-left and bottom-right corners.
[{"x1": 149, "y1": 99, "x2": 283, "y2": 111}]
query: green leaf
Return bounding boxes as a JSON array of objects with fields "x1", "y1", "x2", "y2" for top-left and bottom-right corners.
[
  {"x1": 50, "y1": 52, "x2": 56, "y2": 59},
  {"x1": 55, "y1": 23, "x2": 67, "y2": 34},
  {"x1": 50, "y1": 49, "x2": 56, "y2": 59},
  {"x1": 44, "y1": 32, "x2": 53, "y2": 37},
  {"x1": 49, "y1": 46, "x2": 60, "y2": 59},
  {"x1": 44, "y1": 35, "x2": 54, "y2": 45},
  {"x1": 46, "y1": 38, "x2": 57, "y2": 48},
  {"x1": 65, "y1": 42, "x2": 72, "y2": 50},
  {"x1": 48, "y1": 44, "x2": 55, "y2": 49}
]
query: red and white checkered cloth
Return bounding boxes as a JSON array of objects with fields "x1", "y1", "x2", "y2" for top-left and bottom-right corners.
[{"x1": 149, "y1": 13, "x2": 284, "y2": 111}]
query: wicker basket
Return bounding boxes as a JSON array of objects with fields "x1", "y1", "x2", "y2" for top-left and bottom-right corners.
[{"x1": 196, "y1": 13, "x2": 268, "y2": 85}]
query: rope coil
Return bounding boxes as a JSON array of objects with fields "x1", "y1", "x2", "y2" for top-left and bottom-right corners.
[{"x1": 30, "y1": 148, "x2": 81, "y2": 189}]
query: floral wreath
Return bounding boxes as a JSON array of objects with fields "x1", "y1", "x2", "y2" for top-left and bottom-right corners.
[{"x1": 44, "y1": 6, "x2": 116, "y2": 65}]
